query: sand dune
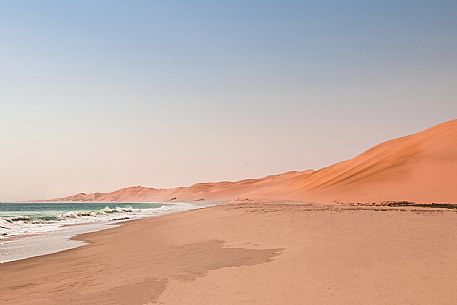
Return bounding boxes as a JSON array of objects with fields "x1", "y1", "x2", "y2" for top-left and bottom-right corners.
[
  {"x1": 295, "y1": 119, "x2": 457, "y2": 203},
  {"x1": 49, "y1": 119, "x2": 457, "y2": 203}
]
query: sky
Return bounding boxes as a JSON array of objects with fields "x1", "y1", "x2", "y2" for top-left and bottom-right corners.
[{"x1": 1, "y1": 1, "x2": 456, "y2": 201}]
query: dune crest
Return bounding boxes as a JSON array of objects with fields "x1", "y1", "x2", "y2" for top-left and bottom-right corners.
[{"x1": 48, "y1": 119, "x2": 457, "y2": 203}]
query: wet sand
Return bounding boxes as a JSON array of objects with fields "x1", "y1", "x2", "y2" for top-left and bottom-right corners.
[{"x1": 2, "y1": 203, "x2": 457, "y2": 305}]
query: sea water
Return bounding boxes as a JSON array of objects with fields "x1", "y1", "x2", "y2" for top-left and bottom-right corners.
[{"x1": 0, "y1": 202, "x2": 201, "y2": 263}]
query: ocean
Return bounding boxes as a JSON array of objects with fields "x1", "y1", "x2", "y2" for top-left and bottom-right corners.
[{"x1": 0, "y1": 201, "x2": 202, "y2": 263}]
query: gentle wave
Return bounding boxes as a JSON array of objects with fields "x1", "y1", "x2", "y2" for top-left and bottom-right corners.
[
  {"x1": 0, "y1": 203, "x2": 196, "y2": 240},
  {"x1": 0, "y1": 202, "x2": 206, "y2": 263}
]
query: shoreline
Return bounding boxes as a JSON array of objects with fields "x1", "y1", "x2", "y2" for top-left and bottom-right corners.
[
  {"x1": 0, "y1": 202, "x2": 208, "y2": 264},
  {"x1": 0, "y1": 222, "x2": 121, "y2": 264},
  {"x1": 2, "y1": 202, "x2": 457, "y2": 304}
]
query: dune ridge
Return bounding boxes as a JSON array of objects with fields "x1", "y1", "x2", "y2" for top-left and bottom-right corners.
[{"x1": 47, "y1": 119, "x2": 457, "y2": 203}]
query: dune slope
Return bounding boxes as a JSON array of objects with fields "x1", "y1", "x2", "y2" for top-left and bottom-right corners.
[
  {"x1": 48, "y1": 119, "x2": 457, "y2": 203},
  {"x1": 281, "y1": 119, "x2": 457, "y2": 203}
]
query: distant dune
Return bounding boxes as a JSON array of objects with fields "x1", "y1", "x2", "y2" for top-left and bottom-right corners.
[{"x1": 48, "y1": 119, "x2": 457, "y2": 203}]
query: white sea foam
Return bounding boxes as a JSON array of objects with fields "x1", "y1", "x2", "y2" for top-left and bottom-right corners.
[
  {"x1": 0, "y1": 203, "x2": 196, "y2": 240},
  {"x1": 0, "y1": 202, "x2": 207, "y2": 263},
  {"x1": 0, "y1": 223, "x2": 116, "y2": 263}
]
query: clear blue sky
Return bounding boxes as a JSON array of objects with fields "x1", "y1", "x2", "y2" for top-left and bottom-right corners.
[{"x1": 1, "y1": 1, "x2": 456, "y2": 201}]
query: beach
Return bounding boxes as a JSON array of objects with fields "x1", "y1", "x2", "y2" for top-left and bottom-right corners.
[
  {"x1": 2, "y1": 202, "x2": 457, "y2": 305},
  {"x1": 3, "y1": 1, "x2": 456, "y2": 304}
]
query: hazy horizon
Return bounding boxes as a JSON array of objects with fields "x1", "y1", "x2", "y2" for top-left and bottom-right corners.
[{"x1": 1, "y1": 1, "x2": 457, "y2": 201}]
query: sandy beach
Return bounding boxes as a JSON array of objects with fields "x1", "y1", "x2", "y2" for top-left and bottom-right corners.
[
  {"x1": 2, "y1": 202, "x2": 457, "y2": 305},
  {"x1": 3, "y1": 2, "x2": 456, "y2": 304}
]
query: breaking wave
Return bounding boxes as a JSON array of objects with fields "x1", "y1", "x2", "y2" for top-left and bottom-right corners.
[{"x1": 0, "y1": 202, "x2": 199, "y2": 240}]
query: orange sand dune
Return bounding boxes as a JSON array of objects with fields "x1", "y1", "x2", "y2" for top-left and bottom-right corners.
[
  {"x1": 253, "y1": 118, "x2": 457, "y2": 203},
  {"x1": 49, "y1": 119, "x2": 457, "y2": 203}
]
